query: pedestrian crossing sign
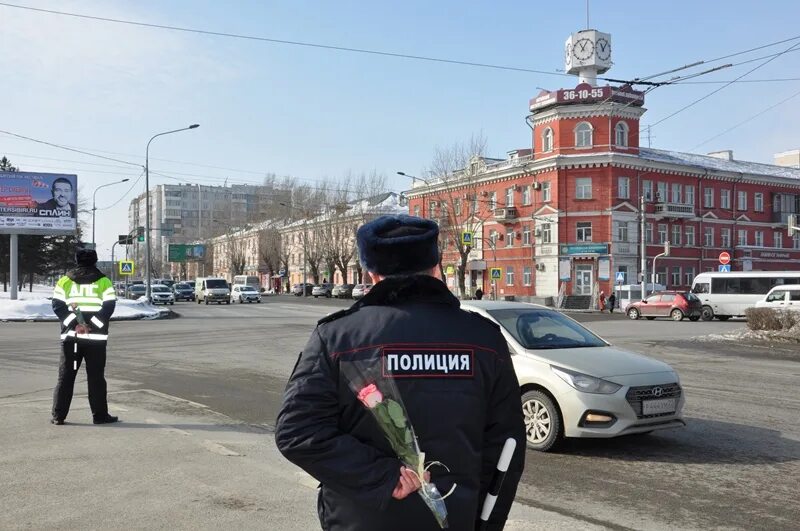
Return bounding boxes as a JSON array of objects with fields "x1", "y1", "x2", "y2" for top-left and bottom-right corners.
[
  {"x1": 490, "y1": 267, "x2": 502, "y2": 280},
  {"x1": 718, "y1": 264, "x2": 731, "y2": 272},
  {"x1": 615, "y1": 272, "x2": 625, "y2": 283},
  {"x1": 119, "y1": 261, "x2": 134, "y2": 276},
  {"x1": 462, "y1": 231, "x2": 473, "y2": 246}
]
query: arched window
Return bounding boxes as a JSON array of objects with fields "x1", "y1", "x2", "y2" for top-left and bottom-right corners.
[
  {"x1": 542, "y1": 127, "x2": 554, "y2": 152},
  {"x1": 615, "y1": 121, "x2": 629, "y2": 148},
  {"x1": 574, "y1": 122, "x2": 593, "y2": 148}
]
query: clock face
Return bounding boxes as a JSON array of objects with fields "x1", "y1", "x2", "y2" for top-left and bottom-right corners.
[
  {"x1": 572, "y1": 38, "x2": 594, "y2": 61},
  {"x1": 596, "y1": 38, "x2": 611, "y2": 60}
]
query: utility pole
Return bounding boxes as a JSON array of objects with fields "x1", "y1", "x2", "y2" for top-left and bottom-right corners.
[{"x1": 640, "y1": 194, "x2": 647, "y2": 300}]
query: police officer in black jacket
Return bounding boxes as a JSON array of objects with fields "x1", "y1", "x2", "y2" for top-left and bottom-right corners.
[{"x1": 276, "y1": 214, "x2": 525, "y2": 531}]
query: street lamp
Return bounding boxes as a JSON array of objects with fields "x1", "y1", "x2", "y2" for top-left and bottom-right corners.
[
  {"x1": 92, "y1": 178, "x2": 130, "y2": 245},
  {"x1": 397, "y1": 171, "x2": 430, "y2": 218},
  {"x1": 145, "y1": 124, "x2": 200, "y2": 301},
  {"x1": 280, "y1": 202, "x2": 311, "y2": 296}
]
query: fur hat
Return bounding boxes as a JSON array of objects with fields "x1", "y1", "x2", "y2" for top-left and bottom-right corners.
[
  {"x1": 357, "y1": 215, "x2": 439, "y2": 276},
  {"x1": 75, "y1": 248, "x2": 98, "y2": 266}
]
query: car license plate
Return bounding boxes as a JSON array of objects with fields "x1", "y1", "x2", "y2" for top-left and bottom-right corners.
[{"x1": 642, "y1": 398, "x2": 676, "y2": 415}]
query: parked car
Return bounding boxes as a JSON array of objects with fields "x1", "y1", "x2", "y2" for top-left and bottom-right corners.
[
  {"x1": 292, "y1": 283, "x2": 313, "y2": 296},
  {"x1": 150, "y1": 284, "x2": 175, "y2": 305},
  {"x1": 173, "y1": 282, "x2": 195, "y2": 301},
  {"x1": 185, "y1": 280, "x2": 196, "y2": 290},
  {"x1": 461, "y1": 301, "x2": 685, "y2": 451},
  {"x1": 626, "y1": 291, "x2": 702, "y2": 321},
  {"x1": 312, "y1": 283, "x2": 334, "y2": 298},
  {"x1": 126, "y1": 284, "x2": 146, "y2": 300},
  {"x1": 232, "y1": 285, "x2": 262, "y2": 303},
  {"x1": 332, "y1": 284, "x2": 355, "y2": 299},
  {"x1": 195, "y1": 277, "x2": 231, "y2": 305},
  {"x1": 755, "y1": 284, "x2": 800, "y2": 312},
  {"x1": 352, "y1": 283, "x2": 373, "y2": 300}
]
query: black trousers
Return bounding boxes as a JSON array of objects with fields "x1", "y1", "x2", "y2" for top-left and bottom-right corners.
[{"x1": 52, "y1": 340, "x2": 108, "y2": 421}]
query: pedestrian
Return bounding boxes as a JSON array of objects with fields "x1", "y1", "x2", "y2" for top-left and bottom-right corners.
[
  {"x1": 599, "y1": 290, "x2": 606, "y2": 312},
  {"x1": 50, "y1": 247, "x2": 119, "y2": 425},
  {"x1": 608, "y1": 292, "x2": 617, "y2": 314},
  {"x1": 475, "y1": 287, "x2": 484, "y2": 300},
  {"x1": 276, "y1": 214, "x2": 525, "y2": 531}
]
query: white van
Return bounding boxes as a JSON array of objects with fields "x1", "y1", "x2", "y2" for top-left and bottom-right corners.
[
  {"x1": 755, "y1": 285, "x2": 800, "y2": 312},
  {"x1": 195, "y1": 277, "x2": 231, "y2": 305}
]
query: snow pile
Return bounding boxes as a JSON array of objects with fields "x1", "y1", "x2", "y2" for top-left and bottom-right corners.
[
  {"x1": 0, "y1": 285, "x2": 171, "y2": 322},
  {"x1": 694, "y1": 326, "x2": 800, "y2": 344}
]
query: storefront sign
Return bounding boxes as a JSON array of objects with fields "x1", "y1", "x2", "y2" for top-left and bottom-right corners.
[
  {"x1": 598, "y1": 257, "x2": 610, "y2": 281},
  {"x1": 758, "y1": 251, "x2": 791, "y2": 259},
  {"x1": 530, "y1": 83, "x2": 645, "y2": 111},
  {"x1": 560, "y1": 243, "x2": 608, "y2": 255}
]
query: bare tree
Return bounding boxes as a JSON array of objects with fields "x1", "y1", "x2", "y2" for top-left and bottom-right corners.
[
  {"x1": 258, "y1": 225, "x2": 282, "y2": 279},
  {"x1": 227, "y1": 231, "x2": 247, "y2": 277}
]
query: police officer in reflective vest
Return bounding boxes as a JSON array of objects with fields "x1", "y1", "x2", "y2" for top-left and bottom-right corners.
[
  {"x1": 51, "y1": 247, "x2": 119, "y2": 425},
  {"x1": 276, "y1": 215, "x2": 525, "y2": 531}
]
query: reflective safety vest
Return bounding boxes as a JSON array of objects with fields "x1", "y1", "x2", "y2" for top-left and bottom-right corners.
[{"x1": 52, "y1": 276, "x2": 116, "y2": 341}]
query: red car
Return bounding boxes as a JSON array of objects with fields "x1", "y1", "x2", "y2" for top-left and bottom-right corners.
[{"x1": 626, "y1": 291, "x2": 702, "y2": 322}]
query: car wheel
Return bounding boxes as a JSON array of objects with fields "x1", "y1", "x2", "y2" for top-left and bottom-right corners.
[
  {"x1": 701, "y1": 305, "x2": 714, "y2": 321},
  {"x1": 257, "y1": 300, "x2": 261, "y2": 303},
  {"x1": 717, "y1": 315, "x2": 731, "y2": 321},
  {"x1": 521, "y1": 390, "x2": 561, "y2": 452},
  {"x1": 670, "y1": 309, "x2": 684, "y2": 321},
  {"x1": 226, "y1": 300, "x2": 230, "y2": 305},
  {"x1": 326, "y1": 293, "x2": 331, "y2": 298},
  {"x1": 689, "y1": 316, "x2": 700, "y2": 322},
  {"x1": 646, "y1": 316, "x2": 656, "y2": 320},
  {"x1": 627, "y1": 307, "x2": 640, "y2": 320},
  {"x1": 170, "y1": 302, "x2": 174, "y2": 306}
]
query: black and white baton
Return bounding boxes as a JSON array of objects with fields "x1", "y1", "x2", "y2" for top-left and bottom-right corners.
[{"x1": 479, "y1": 437, "x2": 517, "y2": 530}]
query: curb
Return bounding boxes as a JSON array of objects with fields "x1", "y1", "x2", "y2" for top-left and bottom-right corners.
[{"x1": 1, "y1": 309, "x2": 176, "y2": 323}]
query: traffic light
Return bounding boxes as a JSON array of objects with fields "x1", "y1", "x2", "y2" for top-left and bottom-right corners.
[
  {"x1": 137, "y1": 226, "x2": 145, "y2": 242},
  {"x1": 664, "y1": 241, "x2": 670, "y2": 256}
]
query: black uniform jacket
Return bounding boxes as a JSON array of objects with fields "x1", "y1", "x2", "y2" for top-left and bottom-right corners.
[{"x1": 275, "y1": 275, "x2": 525, "y2": 531}]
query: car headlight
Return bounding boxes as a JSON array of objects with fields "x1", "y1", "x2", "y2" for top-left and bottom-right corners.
[{"x1": 551, "y1": 366, "x2": 621, "y2": 394}]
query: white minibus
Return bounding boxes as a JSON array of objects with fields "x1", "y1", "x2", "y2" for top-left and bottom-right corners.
[{"x1": 690, "y1": 271, "x2": 800, "y2": 320}]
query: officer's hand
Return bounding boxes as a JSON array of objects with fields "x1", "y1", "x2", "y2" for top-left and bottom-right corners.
[
  {"x1": 75, "y1": 324, "x2": 89, "y2": 335},
  {"x1": 391, "y1": 466, "x2": 430, "y2": 500}
]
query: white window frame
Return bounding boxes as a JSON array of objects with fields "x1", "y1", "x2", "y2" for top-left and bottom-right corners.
[
  {"x1": 542, "y1": 181, "x2": 551, "y2": 202},
  {"x1": 754, "y1": 192, "x2": 764, "y2": 212},
  {"x1": 754, "y1": 230, "x2": 764, "y2": 247},
  {"x1": 657, "y1": 182, "x2": 668, "y2": 203},
  {"x1": 794, "y1": 234, "x2": 800, "y2": 250},
  {"x1": 774, "y1": 231, "x2": 783, "y2": 249},
  {"x1": 721, "y1": 228, "x2": 731, "y2": 248},
  {"x1": 541, "y1": 223, "x2": 552, "y2": 243},
  {"x1": 684, "y1": 267, "x2": 695, "y2": 286},
  {"x1": 617, "y1": 176, "x2": 630, "y2": 199},
  {"x1": 738, "y1": 229, "x2": 748, "y2": 247},
  {"x1": 737, "y1": 190, "x2": 747, "y2": 211},
  {"x1": 703, "y1": 187, "x2": 714, "y2": 208},
  {"x1": 614, "y1": 121, "x2": 629, "y2": 148},
  {"x1": 576, "y1": 222, "x2": 592, "y2": 242},
  {"x1": 505, "y1": 188, "x2": 514, "y2": 208},
  {"x1": 685, "y1": 225, "x2": 695, "y2": 246},
  {"x1": 506, "y1": 266, "x2": 515, "y2": 286},
  {"x1": 658, "y1": 224, "x2": 668, "y2": 245},
  {"x1": 645, "y1": 222, "x2": 653, "y2": 244},
  {"x1": 575, "y1": 122, "x2": 593, "y2": 148},
  {"x1": 522, "y1": 186, "x2": 531, "y2": 205},
  {"x1": 616, "y1": 222, "x2": 628, "y2": 242},
  {"x1": 542, "y1": 127, "x2": 554, "y2": 153},
  {"x1": 506, "y1": 229, "x2": 514, "y2": 248},
  {"x1": 413, "y1": 205, "x2": 420, "y2": 217},
  {"x1": 672, "y1": 225, "x2": 682, "y2": 246},
  {"x1": 523, "y1": 266, "x2": 532, "y2": 286},
  {"x1": 685, "y1": 185, "x2": 695, "y2": 206},
  {"x1": 721, "y1": 189, "x2": 731, "y2": 210},
  {"x1": 522, "y1": 225, "x2": 531, "y2": 246},
  {"x1": 643, "y1": 180, "x2": 653, "y2": 201},
  {"x1": 576, "y1": 177, "x2": 592, "y2": 199},
  {"x1": 488, "y1": 191, "x2": 497, "y2": 210},
  {"x1": 671, "y1": 267, "x2": 681, "y2": 287},
  {"x1": 671, "y1": 183, "x2": 682, "y2": 204}
]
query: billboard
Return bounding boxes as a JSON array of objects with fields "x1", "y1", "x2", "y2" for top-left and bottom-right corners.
[
  {"x1": 168, "y1": 244, "x2": 206, "y2": 262},
  {"x1": 0, "y1": 171, "x2": 78, "y2": 235}
]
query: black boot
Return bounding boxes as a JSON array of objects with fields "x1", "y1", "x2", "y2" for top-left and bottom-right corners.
[
  {"x1": 93, "y1": 415, "x2": 119, "y2": 425},
  {"x1": 51, "y1": 418, "x2": 65, "y2": 425}
]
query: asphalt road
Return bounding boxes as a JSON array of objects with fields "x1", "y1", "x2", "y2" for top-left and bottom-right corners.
[{"x1": 2, "y1": 296, "x2": 798, "y2": 530}]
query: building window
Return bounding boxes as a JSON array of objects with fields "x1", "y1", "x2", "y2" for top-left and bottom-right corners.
[
  {"x1": 489, "y1": 229, "x2": 498, "y2": 246},
  {"x1": 542, "y1": 128, "x2": 554, "y2": 152},
  {"x1": 618, "y1": 177, "x2": 630, "y2": 199},
  {"x1": 614, "y1": 121, "x2": 629, "y2": 147},
  {"x1": 721, "y1": 228, "x2": 731, "y2": 248},
  {"x1": 685, "y1": 186, "x2": 695, "y2": 206},
  {"x1": 522, "y1": 225, "x2": 531, "y2": 245},
  {"x1": 616, "y1": 222, "x2": 628, "y2": 242},
  {"x1": 671, "y1": 267, "x2": 681, "y2": 287},
  {"x1": 721, "y1": 189, "x2": 731, "y2": 210},
  {"x1": 703, "y1": 187, "x2": 714, "y2": 208},
  {"x1": 672, "y1": 225, "x2": 682, "y2": 246},
  {"x1": 685, "y1": 225, "x2": 695, "y2": 246},
  {"x1": 577, "y1": 222, "x2": 592, "y2": 242},
  {"x1": 505, "y1": 188, "x2": 514, "y2": 207},
  {"x1": 658, "y1": 224, "x2": 668, "y2": 244},
  {"x1": 754, "y1": 192, "x2": 764, "y2": 212},
  {"x1": 576, "y1": 177, "x2": 592, "y2": 199},
  {"x1": 506, "y1": 229, "x2": 514, "y2": 247},
  {"x1": 794, "y1": 234, "x2": 800, "y2": 250},
  {"x1": 774, "y1": 231, "x2": 783, "y2": 248},
  {"x1": 522, "y1": 186, "x2": 531, "y2": 205},
  {"x1": 738, "y1": 229, "x2": 747, "y2": 247},
  {"x1": 523, "y1": 266, "x2": 532, "y2": 286},
  {"x1": 506, "y1": 266, "x2": 515, "y2": 286},
  {"x1": 488, "y1": 191, "x2": 497, "y2": 210},
  {"x1": 542, "y1": 181, "x2": 551, "y2": 202},
  {"x1": 575, "y1": 122, "x2": 593, "y2": 148},
  {"x1": 428, "y1": 201, "x2": 438, "y2": 219},
  {"x1": 671, "y1": 183, "x2": 682, "y2": 204},
  {"x1": 737, "y1": 191, "x2": 747, "y2": 211},
  {"x1": 643, "y1": 180, "x2": 653, "y2": 201},
  {"x1": 754, "y1": 230, "x2": 764, "y2": 247},
  {"x1": 454, "y1": 199, "x2": 461, "y2": 216},
  {"x1": 645, "y1": 222, "x2": 653, "y2": 244},
  {"x1": 684, "y1": 267, "x2": 695, "y2": 286},
  {"x1": 541, "y1": 223, "x2": 552, "y2": 243},
  {"x1": 413, "y1": 205, "x2": 420, "y2": 217},
  {"x1": 657, "y1": 182, "x2": 668, "y2": 203}
]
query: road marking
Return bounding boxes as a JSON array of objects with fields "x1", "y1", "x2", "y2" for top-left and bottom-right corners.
[
  {"x1": 202, "y1": 440, "x2": 242, "y2": 456},
  {"x1": 145, "y1": 418, "x2": 192, "y2": 436}
]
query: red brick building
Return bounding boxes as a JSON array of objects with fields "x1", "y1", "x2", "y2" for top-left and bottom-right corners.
[{"x1": 405, "y1": 29, "x2": 800, "y2": 302}]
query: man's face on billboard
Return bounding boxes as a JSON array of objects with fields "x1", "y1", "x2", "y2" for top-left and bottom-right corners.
[{"x1": 53, "y1": 182, "x2": 73, "y2": 207}]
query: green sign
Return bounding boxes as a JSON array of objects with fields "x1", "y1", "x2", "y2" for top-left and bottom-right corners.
[
  {"x1": 560, "y1": 243, "x2": 609, "y2": 255},
  {"x1": 490, "y1": 267, "x2": 502, "y2": 280},
  {"x1": 168, "y1": 244, "x2": 206, "y2": 262}
]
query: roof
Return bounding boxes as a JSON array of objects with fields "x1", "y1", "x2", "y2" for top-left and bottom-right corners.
[
  {"x1": 638, "y1": 148, "x2": 800, "y2": 181},
  {"x1": 282, "y1": 191, "x2": 404, "y2": 230}
]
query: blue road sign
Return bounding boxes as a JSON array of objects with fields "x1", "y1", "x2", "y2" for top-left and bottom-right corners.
[
  {"x1": 615, "y1": 272, "x2": 625, "y2": 283},
  {"x1": 718, "y1": 264, "x2": 731, "y2": 272}
]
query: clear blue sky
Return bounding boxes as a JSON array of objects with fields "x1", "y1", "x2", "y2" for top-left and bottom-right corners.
[{"x1": 2, "y1": 0, "x2": 800, "y2": 258}]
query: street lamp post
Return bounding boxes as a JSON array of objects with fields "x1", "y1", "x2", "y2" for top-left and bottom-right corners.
[
  {"x1": 92, "y1": 178, "x2": 130, "y2": 245},
  {"x1": 397, "y1": 171, "x2": 430, "y2": 218},
  {"x1": 145, "y1": 124, "x2": 199, "y2": 301}
]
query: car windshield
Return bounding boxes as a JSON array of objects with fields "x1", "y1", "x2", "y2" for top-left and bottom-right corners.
[
  {"x1": 682, "y1": 292, "x2": 700, "y2": 302},
  {"x1": 206, "y1": 279, "x2": 227, "y2": 289},
  {"x1": 152, "y1": 286, "x2": 170, "y2": 293},
  {"x1": 240, "y1": 286, "x2": 256, "y2": 292},
  {"x1": 487, "y1": 308, "x2": 607, "y2": 350},
  {"x1": 175, "y1": 283, "x2": 190, "y2": 289},
  {"x1": 130, "y1": 286, "x2": 145, "y2": 292}
]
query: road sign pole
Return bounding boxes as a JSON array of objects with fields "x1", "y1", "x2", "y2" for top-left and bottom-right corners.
[{"x1": 9, "y1": 233, "x2": 18, "y2": 300}]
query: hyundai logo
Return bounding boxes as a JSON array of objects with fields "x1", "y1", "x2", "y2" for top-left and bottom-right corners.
[{"x1": 652, "y1": 387, "x2": 664, "y2": 397}]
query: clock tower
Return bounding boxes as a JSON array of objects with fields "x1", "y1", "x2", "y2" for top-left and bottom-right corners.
[{"x1": 565, "y1": 29, "x2": 612, "y2": 86}]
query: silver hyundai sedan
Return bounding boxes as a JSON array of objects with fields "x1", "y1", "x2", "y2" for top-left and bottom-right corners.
[{"x1": 461, "y1": 301, "x2": 685, "y2": 451}]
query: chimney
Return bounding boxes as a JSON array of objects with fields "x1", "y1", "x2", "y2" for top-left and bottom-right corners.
[{"x1": 707, "y1": 150, "x2": 733, "y2": 161}]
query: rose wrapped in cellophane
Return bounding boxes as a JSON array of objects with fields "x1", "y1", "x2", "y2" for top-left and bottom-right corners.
[{"x1": 341, "y1": 361, "x2": 453, "y2": 528}]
